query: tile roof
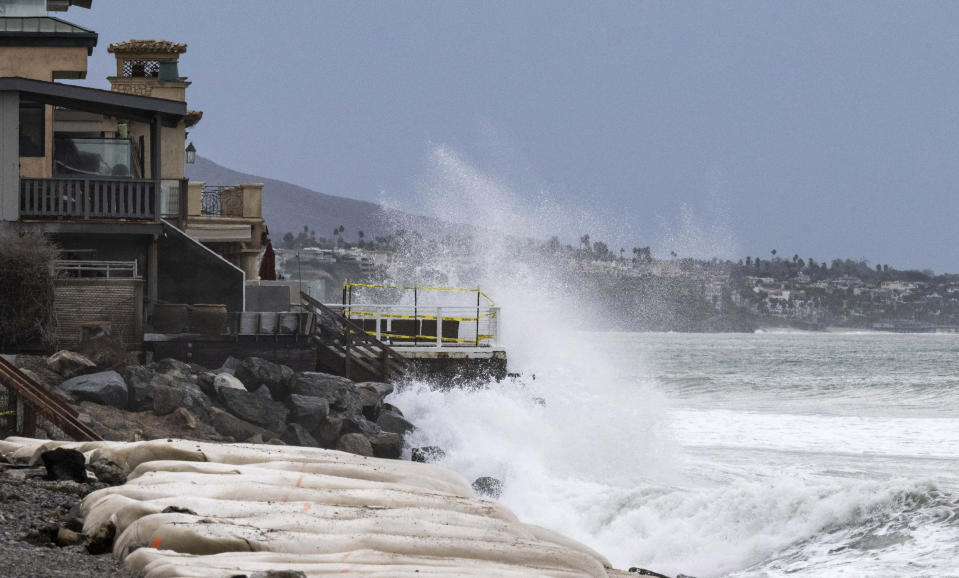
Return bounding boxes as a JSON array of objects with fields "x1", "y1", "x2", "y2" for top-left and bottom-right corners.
[{"x1": 107, "y1": 39, "x2": 186, "y2": 54}]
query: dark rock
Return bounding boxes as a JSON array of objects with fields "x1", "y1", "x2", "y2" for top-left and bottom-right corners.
[
  {"x1": 316, "y1": 416, "x2": 345, "y2": 447},
  {"x1": 411, "y1": 446, "x2": 446, "y2": 463},
  {"x1": 342, "y1": 415, "x2": 381, "y2": 437},
  {"x1": 382, "y1": 402, "x2": 404, "y2": 417},
  {"x1": 336, "y1": 433, "x2": 373, "y2": 457},
  {"x1": 376, "y1": 411, "x2": 414, "y2": 437},
  {"x1": 253, "y1": 385, "x2": 273, "y2": 399},
  {"x1": 221, "y1": 356, "x2": 241, "y2": 372},
  {"x1": 117, "y1": 365, "x2": 156, "y2": 412},
  {"x1": 170, "y1": 407, "x2": 198, "y2": 429},
  {"x1": 84, "y1": 520, "x2": 116, "y2": 554},
  {"x1": 88, "y1": 459, "x2": 127, "y2": 485},
  {"x1": 292, "y1": 372, "x2": 360, "y2": 415},
  {"x1": 369, "y1": 431, "x2": 402, "y2": 459},
  {"x1": 41, "y1": 448, "x2": 87, "y2": 482},
  {"x1": 234, "y1": 357, "x2": 294, "y2": 400},
  {"x1": 220, "y1": 387, "x2": 289, "y2": 432},
  {"x1": 46, "y1": 350, "x2": 95, "y2": 379},
  {"x1": 472, "y1": 476, "x2": 503, "y2": 499},
  {"x1": 196, "y1": 371, "x2": 217, "y2": 397},
  {"x1": 287, "y1": 394, "x2": 329, "y2": 433},
  {"x1": 189, "y1": 362, "x2": 208, "y2": 374},
  {"x1": 152, "y1": 375, "x2": 212, "y2": 420},
  {"x1": 210, "y1": 407, "x2": 268, "y2": 441},
  {"x1": 152, "y1": 383, "x2": 181, "y2": 416},
  {"x1": 152, "y1": 358, "x2": 193, "y2": 380},
  {"x1": 281, "y1": 423, "x2": 319, "y2": 447},
  {"x1": 355, "y1": 381, "x2": 394, "y2": 421},
  {"x1": 60, "y1": 370, "x2": 128, "y2": 408}
]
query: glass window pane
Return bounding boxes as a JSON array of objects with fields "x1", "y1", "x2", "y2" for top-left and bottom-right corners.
[
  {"x1": 53, "y1": 137, "x2": 132, "y2": 178},
  {"x1": 19, "y1": 102, "x2": 44, "y2": 157}
]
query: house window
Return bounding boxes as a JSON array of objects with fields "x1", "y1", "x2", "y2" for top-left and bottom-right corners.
[{"x1": 19, "y1": 102, "x2": 44, "y2": 157}]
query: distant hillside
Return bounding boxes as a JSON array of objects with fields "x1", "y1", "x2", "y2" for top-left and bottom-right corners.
[{"x1": 186, "y1": 156, "x2": 433, "y2": 241}]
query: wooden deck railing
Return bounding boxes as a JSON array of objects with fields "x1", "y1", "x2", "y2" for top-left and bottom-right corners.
[
  {"x1": 0, "y1": 356, "x2": 102, "y2": 441},
  {"x1": 300, "y1": 292, "x2": 409, "y2": 382},
  {"x1": 20, "y1": 178, "x2": 157, "y2": 220}
]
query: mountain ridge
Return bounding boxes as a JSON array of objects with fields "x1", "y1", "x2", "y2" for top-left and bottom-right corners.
[{"x1": 185, "y1": 156, "x2": 430, "y2": 241}]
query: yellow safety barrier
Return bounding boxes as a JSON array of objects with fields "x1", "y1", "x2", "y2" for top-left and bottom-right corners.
[
  {"x1": 344, "y1": 283, "x2": 497, "y2": 306},
  {"x1": 365, "y1": 331, "x2": 496, "y2": 344},
  {"x1": 345, "y1": 310, "x2": 495, "y2": 323}
]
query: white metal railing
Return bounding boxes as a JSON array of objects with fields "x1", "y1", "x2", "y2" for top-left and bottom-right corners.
[
  {"x1": 323, "y1": 303, "x2": 500, "y2": 348},
  {"x1": 55, "y1": 260, "x2": 138, "y2": 278}
]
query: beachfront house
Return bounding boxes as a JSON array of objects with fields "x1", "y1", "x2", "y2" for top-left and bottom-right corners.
[{"x1": 0, "y1": 0, "x2": 267, "y2": 349}]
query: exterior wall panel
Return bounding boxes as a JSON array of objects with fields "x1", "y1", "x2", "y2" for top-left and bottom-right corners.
[{"x1": 54, "y1": 278, "x2": 143, "y2": 349}]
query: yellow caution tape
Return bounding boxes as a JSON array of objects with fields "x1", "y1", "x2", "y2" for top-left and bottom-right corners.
[
  {"x1": 364, "y1": 331, "x2": 495, "y2": 344},
  {"x1": 346, "y1": 310, "x2": 491, "y2": 322},
  {"x1": 0, "y1": 410, "x2": 16, "y2": 417},
  {"x1": 343, "y1": 283, "x2": 497, "y2": 306}
]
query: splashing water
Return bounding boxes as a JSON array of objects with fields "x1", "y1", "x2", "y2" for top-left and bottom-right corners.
[{"x1": 380, "y1": 149, "x2": 959, "y2": 576}]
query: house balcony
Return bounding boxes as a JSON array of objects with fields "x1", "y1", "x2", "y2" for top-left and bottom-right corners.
[
  {"x1": 19, "y1": 176, "x2": 186, "y2": 221},
  {"x1": 20, "y1": 177, "x2": 158, "y2": 220}
]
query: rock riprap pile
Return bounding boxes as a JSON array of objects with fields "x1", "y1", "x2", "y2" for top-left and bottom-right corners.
[
  {"x1": 0, "y1": 437, "x2": 622, "y2": 577},
  {"x1": 17, "y1": 353, "x2": 410, "y2": 459}
]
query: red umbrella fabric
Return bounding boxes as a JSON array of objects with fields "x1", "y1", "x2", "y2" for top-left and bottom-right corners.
[{"x1": 258, "y1": 241, "x2": 276, "y2": 281}]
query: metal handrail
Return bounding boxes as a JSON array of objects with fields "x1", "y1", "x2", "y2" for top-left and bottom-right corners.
[
  {"x1": 301, "y1": 292, "x2": 408, "y2": 381},
  {"x1": 324, "y1": 302, "x2": 500, "y2": 348},
  {"x1": 55, "y1": 259, "x2": 138, "y2": 278}
]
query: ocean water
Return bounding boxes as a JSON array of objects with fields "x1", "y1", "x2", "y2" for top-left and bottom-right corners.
[{"x1": 391, "y1": 331, "x2": 959, "y2": 577}]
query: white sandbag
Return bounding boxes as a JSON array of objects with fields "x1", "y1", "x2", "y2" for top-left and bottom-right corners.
[
  {"x1": 125, "y1": 548, "x2": 596, "y2": 578},
  {"x1": 83, "y1": 479, "x2": 517, "y2": 523},
  {"x1": 5, "y1": 436, "x2": 620, "y2": 576},
  {"x1": 115, "y1": 516, "x2": 608, "y2": 576},
  {"x1": 95, "y1": 496, "x2": 526, "y2": 543}
]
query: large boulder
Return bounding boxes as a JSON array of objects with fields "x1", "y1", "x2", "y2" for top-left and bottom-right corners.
[
  {"x1": 355, "y1": 381, "x2": 394, "y2": 421},
  {"x1": 117, "y1": 365, "x2": 157, "y2": 412},
  {"x1": 281, "y1": 423, "x2": 319, "y2": 447},
  {"x1": 209, "y1": 407, "x2": 267, "y2": 441},
  {"x1": 291, "y1": 372, "x2": 361, "y2": 416},
  {"x1": 368, "y1": 431, "x2": 402, "y2": 459},
  {"x1": 336, "y1": 433, "x2": 373, "y2": 457},
  {"x1": 219, "y1": 387, "x2": 289, "y2": 433},
  {"x1": 234, "y1": 357, "x2": 294, "y2": 400},
  {"x1": 316, "y1": 416, "x2": 345, "y2": 448},
  {"x1": 46, "y1": 350, "x2": 95, "y2": 379},
  {"x1": 152, "y1": 376, "x2": 212, "y2": 419},
  {"x1": 376, "y1": 411, "x2": 415, "y2": 437},
  {"x1": 287, "y1": 394, "x2": 329, "y2": 434},
  {"x1": 60, "y1": 370, "x2": 128, "y2": 408},
  {"x1": 151, "y1": 358, "x2": 193, "y2": 381}
]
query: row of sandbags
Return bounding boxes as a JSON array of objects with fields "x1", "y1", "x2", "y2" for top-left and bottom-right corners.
[{"x1": 1, "y1": 437, "x2": 618, "y2": 577}]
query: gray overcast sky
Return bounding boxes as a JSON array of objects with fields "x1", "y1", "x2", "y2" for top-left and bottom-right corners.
[{"x1": 68, "y1": 1, "x2": 959, "y2": 271}]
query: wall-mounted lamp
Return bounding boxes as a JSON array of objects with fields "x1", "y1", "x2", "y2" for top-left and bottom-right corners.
[{"x1": 185, "y1": 141, "x2": 196, "y2": 164}]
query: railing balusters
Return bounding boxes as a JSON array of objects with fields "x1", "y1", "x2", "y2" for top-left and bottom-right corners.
[{"x1": 19, "y1": 178, "x2": 161, "y2": 221}]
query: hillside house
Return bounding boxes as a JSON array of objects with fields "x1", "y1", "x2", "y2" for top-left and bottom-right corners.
[{"x1": 0, "y1": 0, "x2": 268, "y2": 349}]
